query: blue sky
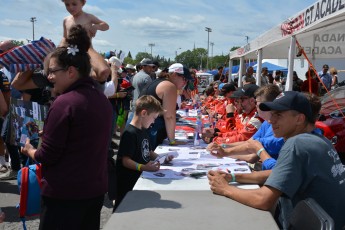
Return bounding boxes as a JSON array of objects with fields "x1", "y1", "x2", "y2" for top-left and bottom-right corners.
[{"x1": 0, "y1": 0, "x2": 317, "y2": 59}]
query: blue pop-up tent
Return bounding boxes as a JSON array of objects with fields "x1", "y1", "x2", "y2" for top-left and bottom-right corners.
[
  {"x1": 207, "y1": 61, "x2": 287, "y2": 76},
  {"x1": 207, "y1": 62, "x2": 257, "y2": 75},
  {"x1": 253, "y1": 62, "x2": 288, "y2": 72}
]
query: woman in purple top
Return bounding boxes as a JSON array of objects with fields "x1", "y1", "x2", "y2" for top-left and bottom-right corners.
[{"x1": 21, "y1": 25, "x2": 112, "y2": 230}]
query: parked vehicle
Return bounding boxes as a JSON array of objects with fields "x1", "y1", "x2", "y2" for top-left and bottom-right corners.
[
  {"x1": 315, "y1": 86, "x2": 345, "y2": 164},
  {"x1": 196, "y1": 72, "x2": 214, "y2": 93}
]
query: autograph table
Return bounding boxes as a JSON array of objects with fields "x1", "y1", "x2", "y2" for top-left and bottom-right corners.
[{"x1": 104, "y1": 112, "x2": 279, "y2": 230}]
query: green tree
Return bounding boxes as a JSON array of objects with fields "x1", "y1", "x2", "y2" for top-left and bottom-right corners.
[
  {"x1": 124, "y1": 56, "x2": 135, "y2": 65},
  {"x1": 135, "y1": 52, "x2": 151, "y2": 64},
  {"x1": 211, "y1": 55, "x2": 228, "y2": 69},
  {"x1": 127, "y1": 51, "x2": 132, "y2": 59},
  {"x1": 230, "y1": 46, "x2": 240, "y2": 66},
  {"x1": 12, "y1": 40, "x2": 25, "y2": 46},
  {"x1": 176, "y1": 48, "x2": 207, "y2": 70}
]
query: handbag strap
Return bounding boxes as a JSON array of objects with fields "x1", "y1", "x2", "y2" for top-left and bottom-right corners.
[
  {"x1": 19, "y1": 167, "x2": 29, "y2": 218},
  {"x1": 35, "y1": 164, "x2": 42, "y2": 188},
  {"x1": 24, "y1": 157, "x2": 40, "y2": 167}
]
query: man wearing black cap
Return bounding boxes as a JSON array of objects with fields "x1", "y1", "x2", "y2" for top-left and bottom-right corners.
[
  {"x1": 208, "y1": 91, "x2": 345, "y2": 229},
  {"x1": 131, "y1": 59, "x2": 154, "y2": 109},
  {"x1": 219, "y1": 83, "x2": 236, "y2": 97},
  {"x1": 207, "y1": 84, "x2": 283, "y2": 171},
  {"x1": 203, "y1": 84, "x2": 263, "y2": 144},
  {"x1": 150, "y1": 60, "x2": 160, "y2": 81},
  {"x1": 319, "y1": 64, "x2": 332, "y2": 94}
]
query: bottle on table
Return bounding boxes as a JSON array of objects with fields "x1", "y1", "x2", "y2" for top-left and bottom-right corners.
[
  {"x1": 194, "y1": 109, "x2": 202, "y2": 146},
  {"x1": 193, "y1": 94, "x2": 201, "y2": 109}
]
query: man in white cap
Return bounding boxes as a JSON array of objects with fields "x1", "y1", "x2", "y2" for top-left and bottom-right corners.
[{"x1": 125, "y1": 64, "x2": 136, "y2": 82}]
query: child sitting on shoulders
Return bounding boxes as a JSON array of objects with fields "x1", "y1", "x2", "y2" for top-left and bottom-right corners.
[
  {"x1": 60, "y1": 0, "x2": 110, "y2": 82},
  {"x1": 113, "y1": 95, "x2": 173, "y2": 211}
]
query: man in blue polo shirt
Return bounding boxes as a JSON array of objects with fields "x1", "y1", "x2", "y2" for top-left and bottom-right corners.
[{"x1": 319, "y1": 64, "x2": 332, "y2": 95}]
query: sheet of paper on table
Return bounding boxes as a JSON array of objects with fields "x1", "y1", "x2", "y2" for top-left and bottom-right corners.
[{"x1": 142, "y1": 151, "x2": 251, "y2": 179}]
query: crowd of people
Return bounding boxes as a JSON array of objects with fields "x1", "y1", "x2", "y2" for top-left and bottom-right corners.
[{"x1": 0, "y1": 0, "x2": 344, "y2": 229}]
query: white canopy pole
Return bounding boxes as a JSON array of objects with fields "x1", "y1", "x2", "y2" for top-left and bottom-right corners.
[
  {"x1": 238, "y1": 57, "x2": 244, "y2": 87},
  {"x1": 256, "y1": 49, "x2": 263, "y2": 86},
  {"x1": 285, "y1": 36, "x2": 296, "y2": 91},
  {"x1": 228, "y1": 61, "x2": 233, "y2": 82},
  {"x1": 228, "y1": 51, "x2": 233, "y2": 82}
]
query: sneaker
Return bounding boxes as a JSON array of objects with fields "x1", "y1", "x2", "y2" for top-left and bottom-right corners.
[
  {"x1": 0, "y1": 169, "x2": 18, "y2": 180},
  {"x1": 0, "y1": 165, "x2": 9, "y2": 173}
]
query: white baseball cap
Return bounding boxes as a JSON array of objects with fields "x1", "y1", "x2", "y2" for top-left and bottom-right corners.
[
  {"x1": 168, "y1": 63, "x2": 193, "y2": 80},
  {"x1": 109, "y1": 56, "x2": 122, "y2": 67}
]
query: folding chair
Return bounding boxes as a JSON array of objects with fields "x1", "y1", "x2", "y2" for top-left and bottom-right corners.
[{"x1": 288, "y1": 198, "x2": 334, "y2": 230}]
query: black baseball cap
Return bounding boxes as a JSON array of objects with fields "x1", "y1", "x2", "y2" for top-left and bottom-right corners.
[
  {"x1": 323, "y1": 64, "x2": 329, "y2": 69},
  {"x1": 219, "y1": 83, "x2": 237, "y2": 96},
  {"x1": 259, "y1": 91, "x2": 313, "y2": 122},
  {"x1": 230, "y1": 84, "x2": 259, "y2": 98},
  {"x1": 140, "y1": 58, "x2": 154, "y2": 66}
]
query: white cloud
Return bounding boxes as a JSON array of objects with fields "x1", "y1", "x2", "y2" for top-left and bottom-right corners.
[
  {"x1": 84, "y1": 4, "x2": 107, "y2": 17},
  {"x1": 0, "y1": 19, "x2": 29, "y2": 28},
  {"x1": 93, "y1": 39, "x2": 115, "y2": 47}
]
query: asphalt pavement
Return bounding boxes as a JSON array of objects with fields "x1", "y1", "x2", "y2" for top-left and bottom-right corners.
[
  {"x1": 0, "y1": 137, "x2": 119, "y2": 230},
  {"x1": 0, "y1": 178, "x2": 113, "y2": 229}
]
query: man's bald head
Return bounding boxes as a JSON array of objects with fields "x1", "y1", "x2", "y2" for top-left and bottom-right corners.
[{"x1": 0, "y1": 40, "x2": 16, "y2": 53}]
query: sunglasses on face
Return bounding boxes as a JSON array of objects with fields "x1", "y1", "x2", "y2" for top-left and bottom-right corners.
[{"x1": 176, "y1": 73, "x2": 187, "y2": 81}]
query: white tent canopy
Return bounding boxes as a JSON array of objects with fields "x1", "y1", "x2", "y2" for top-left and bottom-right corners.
[
  {"x1": 230, "y1": 0, "x2": 345, "y2": 59},
  {"x1": 229, "y1": 0, "x2": 345, "y2": 89}
]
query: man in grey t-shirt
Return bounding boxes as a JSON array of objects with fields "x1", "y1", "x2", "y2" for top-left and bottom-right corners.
[
  {"x1": 126, "y1": 59, "x2": 155, "y2": 125},
  {"x1": 131, "y1": 58, "x2": 154, "y2": 109},
  {"x1": 132, "y1": 58, "x2": 154, "y2": 109},
  {"x1": 208, "y1": 91, "x2": 345, "y2": 229}
]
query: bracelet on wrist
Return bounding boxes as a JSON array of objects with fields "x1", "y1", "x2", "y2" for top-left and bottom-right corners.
[
  {"x1": 169, "y1": 139, "x2": 176, "y2": 145},
  {"x1": 256, "y1": 148, "x2": 265, "y2": 158},
  {"x1": 230, "y1": 173, "x2": 236, "y2": 183},
  {"x1": 136, "y1": 163, "x2": 142, "y2": 171}
]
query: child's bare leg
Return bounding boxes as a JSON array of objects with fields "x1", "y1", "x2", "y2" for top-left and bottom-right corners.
[
  {"x1": 119, "y1": 110, "x2": 128, "y2": 137},
  {"x1": 88, "y1": 47, "x2": 110, "y2": 82}
]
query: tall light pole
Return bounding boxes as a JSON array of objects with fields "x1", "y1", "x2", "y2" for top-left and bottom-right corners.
[
  {"x1": 30, "y1": 17, "x2": 36, "y2": 41},
  {"x1": 245, "y1": 35, "x2": 249, "y2": 44},
  {"x1": 205, "y1": 27, "x2": 212, "y2": 70},
  {"x1": 148, "y1": 43, "x2": 155, "y2": 59},
  {"x1": 175, "y1": 47, "x2": 181, "y2": 60},
  {"x1": 210, "y1": 42, "x2": 214, "y2": 69}
]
